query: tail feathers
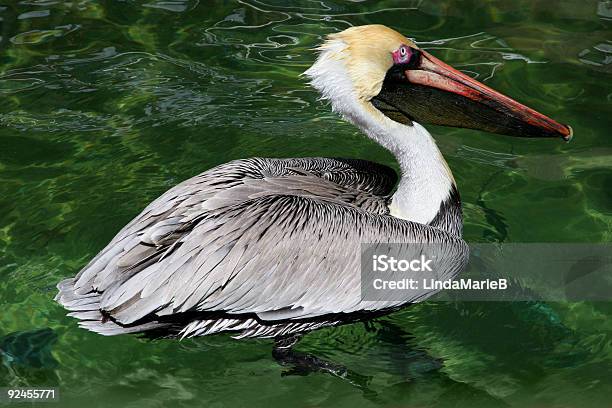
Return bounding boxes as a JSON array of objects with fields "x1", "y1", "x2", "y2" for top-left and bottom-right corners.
[
  {"x1": 56, "y1": 279, "x2": 338, "y2": 339},
  {"x1": 55, "y1": 278, "x2": 167, "y2": 336}
]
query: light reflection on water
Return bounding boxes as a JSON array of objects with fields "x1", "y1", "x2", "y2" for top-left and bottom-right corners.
[{"x1": 0, "y1": 1, "x2": 611, "y2": 407}]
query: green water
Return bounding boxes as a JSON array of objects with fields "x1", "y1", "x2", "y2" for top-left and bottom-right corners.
[{"x1": 0, "y1": 1, "x2": 611, "y2": 407}]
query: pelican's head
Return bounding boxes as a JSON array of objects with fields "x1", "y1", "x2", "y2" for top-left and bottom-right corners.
[{"x1": 304, "y1": 25, "x2": 572, "y2": 141}]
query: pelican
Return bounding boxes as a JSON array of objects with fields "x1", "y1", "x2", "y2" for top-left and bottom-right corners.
[{"x1": 56, "y1": 26, "x2": 571, "y2": 351}]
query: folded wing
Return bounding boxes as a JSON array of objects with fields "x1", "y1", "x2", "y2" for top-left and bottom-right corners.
[{"x1": 56, "y1": 157, "x2": 466, "y2": 338}]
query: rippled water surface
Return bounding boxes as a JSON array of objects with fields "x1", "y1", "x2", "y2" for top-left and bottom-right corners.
[{"x1": 1, "y1": 1, "x2": 611, "y2": 407}]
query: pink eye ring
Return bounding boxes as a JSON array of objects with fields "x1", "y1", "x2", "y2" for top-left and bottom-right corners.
[{"x1": 392, "y1": 45, "x2": 413, "y2": 65}]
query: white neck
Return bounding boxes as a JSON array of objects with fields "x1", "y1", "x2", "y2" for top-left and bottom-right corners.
[
  {"x1": 344, "y1": 103, "x2": 455, "y2": 225},
  {"x1": 304, "y1": 46, "x2": 456, "y2": 225},
  {"x1": 388, "y1": 124, "x2": 455, "y2": 224}
]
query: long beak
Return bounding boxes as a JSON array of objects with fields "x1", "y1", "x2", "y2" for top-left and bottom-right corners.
[{"x1": 374, "y1": 50, "x2": 573, "y2": 141}]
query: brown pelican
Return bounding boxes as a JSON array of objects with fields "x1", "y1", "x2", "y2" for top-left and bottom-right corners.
[{"x1": 56, "y1": 25, "x2": 571, "y2": 349}]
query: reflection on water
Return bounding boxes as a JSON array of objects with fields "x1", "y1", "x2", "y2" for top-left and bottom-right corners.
[
  {"x1": 0, "y1": 1, "x2": 611, "y2": 407},
  {"x1": 1, "y1": 328, "x2": 58, "y2": 370}
]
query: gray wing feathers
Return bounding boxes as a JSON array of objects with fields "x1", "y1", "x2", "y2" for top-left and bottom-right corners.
[
  {"x1": 57, "y1": 157, "x2": 465, "y2": 338},
  {"x1": 71, "y1": 157, "x2": 395, "y2": 296},
  {"x1": 95, "y1": 195, "x2": 466, "y2": 325}
]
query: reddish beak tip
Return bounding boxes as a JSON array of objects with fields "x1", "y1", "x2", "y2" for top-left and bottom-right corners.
[{"x1": 562, "y1": 125, "x2": 574, "y2": 142}]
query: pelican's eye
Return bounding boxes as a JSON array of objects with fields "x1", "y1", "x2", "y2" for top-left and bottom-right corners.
[{"x1": 392, "y1": 45, "x2": 420, "y2": 68}]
